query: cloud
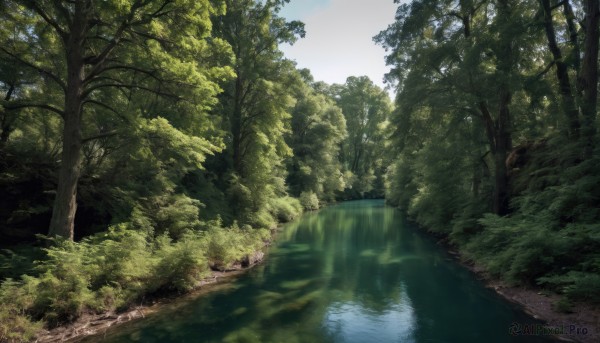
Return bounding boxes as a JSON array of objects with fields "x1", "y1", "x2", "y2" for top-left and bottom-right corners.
[{"x1": 281, "y1": 0, "x2": 397, "y2": 92}]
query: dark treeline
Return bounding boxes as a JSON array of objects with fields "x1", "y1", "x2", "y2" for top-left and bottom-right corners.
[
  {"x1": 377, "y1": 0, "x2": 599, "y2": 310},
  {"x1": 0, "y1": 0, "x2": 391, "y2": 340}
]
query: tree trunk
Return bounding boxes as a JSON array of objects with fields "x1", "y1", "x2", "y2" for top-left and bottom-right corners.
[
  {"x1": 48, "y1": 7, "x2": 87, "y2": 240},
  {"x1": 578, "y1": 0, "x2": 599, "y2": 157},
  {"x1": 563, "y1": 1, "x2": 580, "y2": 77},
  {"x1": 541, "y1": 0, "x2": 580, "y2": 139},
  {"x1": 231, "y1": 73, "x2": 244, "y2": 176},
  {"x1": 492, "y1": 0, "x2": 514, "y2": 215},
  {"x1": 0, "y1": 85, "x2": 15, "y2": 150},
  {"x1": 494, "y1": 89, "x2": 512, "y2": 215}
]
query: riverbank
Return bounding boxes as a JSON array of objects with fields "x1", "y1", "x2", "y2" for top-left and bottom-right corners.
[
  {"x1": 445, "y1": 247, "x2": 599, "y2": 343},
  {"x1": 35, "y1": 252, "x2": 266, "y2": 343}
]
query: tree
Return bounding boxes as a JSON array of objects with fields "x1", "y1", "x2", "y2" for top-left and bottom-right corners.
[
  {"x1": 0, "y1": 0, "x2": 230, "y2": 239},
  {"x1": 578, "y1": 0, "x2": 599, "y2": 156},
  {"x1": 335, "y1": 76, "x2": 391, "y2": 198},
  {"x1": 286, "y1": 70, "x2": 347, "y2": 203},
  {"x1": 376, "y1": 0, "x2": 535, "y2": 215},
  {"x1": 212, "y1": 0, "x2": 304, "y2": 226},
  {"x1": 539, "y1": 0, "x2": 580, "y2": 139}
]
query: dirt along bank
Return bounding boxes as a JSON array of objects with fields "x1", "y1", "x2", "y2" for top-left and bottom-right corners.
[
  {"x1": 445, "y1": 248, "x2": 599, "y2": 343},
  {"x1": 34, "y1": 250, "x2": 267, "y2": 343}
]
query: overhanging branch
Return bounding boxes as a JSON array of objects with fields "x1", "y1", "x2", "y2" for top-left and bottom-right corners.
[
  {"x1": 3, "y1": 102, "x2": 65, "y2": 118},
  {"x1": 0, "y1": 46, "x2": 67, "y2": 91}
]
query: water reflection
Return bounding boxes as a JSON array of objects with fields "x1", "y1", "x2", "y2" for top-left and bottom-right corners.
[
  {"x1": 81, "y1": 200, "x2": 555, "y2": 343},
  {"x1": 324, "y1": 285, "x2": 416, "y2": 343}
]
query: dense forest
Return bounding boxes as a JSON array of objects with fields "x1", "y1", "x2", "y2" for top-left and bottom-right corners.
[
  {"x1": 0, "y1": 0, "x2": 392, "y2": 340},
  {"x1": 0, "y1": 0, "x2": 599, "y2": 341},
  {"x1": 377, "y1": 0, "x2": 600, "y2": 310}
]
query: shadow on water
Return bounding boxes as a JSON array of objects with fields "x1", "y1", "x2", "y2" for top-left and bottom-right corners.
[{"x1": 80, "y1": 200, "x2": 557, "y2": 343}]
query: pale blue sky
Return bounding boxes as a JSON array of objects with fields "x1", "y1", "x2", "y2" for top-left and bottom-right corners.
[{"x1": 279, "y1": 0, "x2": 398, "y2": 96}]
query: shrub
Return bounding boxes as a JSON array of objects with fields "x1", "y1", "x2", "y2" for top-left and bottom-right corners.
[
  {"x1": 0, "y1": 210, "x2": 274, "y2": 338},
  {"x1": 270, "y1": 197, "x2": 303, "y2": 223},
  {"x1": 299, "y1": 191, "x2": 319, "y2": 211},
  {"x1": 0, "y1": 278, "x2": 42, "y2": 343},
  {"x1": 538, "y1": 271, "x2": 600, "y2": 303},
  {"x1": 154, "y1": 195, "x2": 203, "y2": 239},
  {"x1": 204, "y1": 222, "x2": 267, "y2": 271},
  {"x1": 32, "y1": 240, "x2": 95, "y2": 325},
  {"x1": 153, "y1": 232, "x2": 210, "y2": 292}
]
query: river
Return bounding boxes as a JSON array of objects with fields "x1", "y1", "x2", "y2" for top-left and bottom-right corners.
[{"x1": 80, "y1": 200, "x2": 556, "y2": 342}]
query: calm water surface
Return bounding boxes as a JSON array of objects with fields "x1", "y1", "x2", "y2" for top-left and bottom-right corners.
[{"x1": 83, "y1": 200, "x2": 555, "y2": 342}]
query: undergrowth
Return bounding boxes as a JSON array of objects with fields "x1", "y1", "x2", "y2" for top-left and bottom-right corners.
[{"x1": 0, "y1": 195, "x2": 299, "y2": 342}]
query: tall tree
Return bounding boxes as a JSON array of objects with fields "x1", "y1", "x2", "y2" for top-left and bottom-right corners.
[
  {"x1": 286, "y1": 70, "x2": 347, "y2": 203},
  {"x1": 0, "y1": 0, "x2": 230, "y2": 239},
  {"x1": 376, "y1": 0, "x2": 534, "y2": 215},
  {"x1": 213, "y1": 0, "x2": 305, "y2": 226},
  {"x1": 540, "y1": 0, "x2": 580, "y2": 139},
  {"x1": 335, "y1": 76, "x2": 391, "y2": 198},
  {"x1": 578, "y1": 0, "x2": 599, "y2": 156}
]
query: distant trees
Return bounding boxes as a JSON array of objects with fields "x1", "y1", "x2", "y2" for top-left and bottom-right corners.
[
  {"x1": 286, "y1": 71, "x2": 347, "y2": 204},
  {"x1": 334, "y1": 76, "x2": 392, "y2": 198}
]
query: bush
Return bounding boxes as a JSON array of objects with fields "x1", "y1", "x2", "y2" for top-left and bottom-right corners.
[
  {"x1": 153, "y1": 232, "x2": 210, "y2": 292},
  {"x1": 0, "y1": 278, "x2": 42, "y2": 343},
  {"x1": 538, "y1": 271, "x2": 600, "y2": 303},
  {"x1": 154, "y1": 195, "x2": 203, "y2": 239},
  {"x1": 204, "y1": 223, "x2": 265, "y2": 271},
  {"x1": 270, "y1": 197, "x2": 303, "y2": 222},
  {"x1": 244, "y1": 208, "x2": 276, "y2": 230},
  {"x1": 299, "y1": 191, "x2": 319, "y2": 211},
  {"x1": 32, "y1": 240, "x2": 95, "y2": 325}
]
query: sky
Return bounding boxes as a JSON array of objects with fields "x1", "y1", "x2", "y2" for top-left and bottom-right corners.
[{"x1": 279, "y1": 0, "x2": 399, "y2": 96}]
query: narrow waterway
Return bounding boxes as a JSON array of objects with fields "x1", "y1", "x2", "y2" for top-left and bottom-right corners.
[{"x1": 81, "y1": 200, "x2": 555, "y2": 342}]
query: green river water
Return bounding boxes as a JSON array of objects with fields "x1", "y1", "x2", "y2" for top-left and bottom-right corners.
[{"x1": 82, "y1": 200, "x2": 557, "y2": 342}]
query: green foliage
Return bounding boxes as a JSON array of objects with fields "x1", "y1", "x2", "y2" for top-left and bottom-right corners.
[
  {"x1": 461, "y1": 144, "x2": 600, "y2": 298},
  {"x1": 33, "y1": 240, "x2": 95, "y2": 325},
  {"x1": 299, "y1": 191, "x2": 320, "y2": 211},
  {"x1": 0, "y1": 216, "x2": 270, "y2": 338},
  {"x1": 286, "y1": 72, "x2": 348, "y2": 202},
  {"x1": 154, "y1": 195, "x2": 203, "y2": 239},
  {"x1": 378, "y1": 0, "x2": 600, "y2": 305},
  {"x1": 270, "y1": 197, "x2": 303, "y2": 223},
  {"x1": 0, "y1": 278, "x2": 42, "y2": 343},
  {"x1": 152, "y1": 232, "x2": 210, "y2": 292},
  {"x1": 539, "y1": 271, "x2": 600, "y2": 303},
  {"x1": 204, "y1": 223, "x2": 267, "y2": 271},
  {"x1": 334, "y1": 76, "x2": 391, "y2": 198}
]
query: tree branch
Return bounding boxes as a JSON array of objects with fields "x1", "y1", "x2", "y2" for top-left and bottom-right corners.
[
  {"x1": 551, "y1": 0, "x2": 567, "y2": 11},
  {"x1": 535, "y1": 61, "x2": 556, "y2": 79},
  {"x1": 84, "y1": 1, "x2": 150, "y2": 81},
  {"x1": 84, "y1": 65, "x2": 161, "y2": 84},
  {"x1": 83, "y1": 99, "x2": 132, "y2": 124},
  {"x1": 51, "y1": 0, "x2": 73, "y2": 28},
  {"x1": 0, "y1": 46, "x2": 67, "y2": 91},
  {"x1": 82, "y1": 83, "x2": 180, "y2": 100},
  {"x1": 24, "y1": 0, "x2": 67, "y2": 40},
  {"x1": 3, "y1": 102, "x2": 65, "y2": 118},
  {"x1": 81, "y1": 129, "x2": 118, "y2": 143}
]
